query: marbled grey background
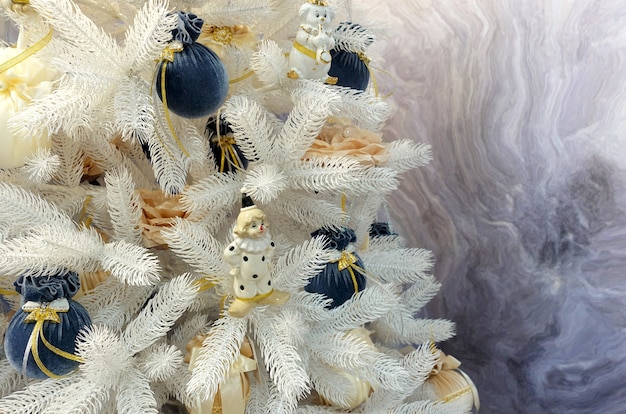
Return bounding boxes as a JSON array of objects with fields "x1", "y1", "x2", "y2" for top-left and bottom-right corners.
[{"x1": 358, "y1": 0, "x2": 626, "y2": 412}]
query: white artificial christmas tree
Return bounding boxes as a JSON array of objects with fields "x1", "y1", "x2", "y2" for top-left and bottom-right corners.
[{"x1": 0, "y1": 0, "x2": 478, "y2": 412}]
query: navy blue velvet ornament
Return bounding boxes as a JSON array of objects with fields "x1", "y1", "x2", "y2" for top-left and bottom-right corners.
[
  {"x1": 369, "y1": 222, "x2": 398, "y2": 238},
  {"x1": 329, "y1": 22, "x2": 374, "y2": 91},
  {"x1": 328, "y1": 49, "x2": 370, "y2": 91},
  {"x1": 206, "y1": 116, "x2": 249, "y2": 173},
  {"x1": 155, "y1": 12, "x2": 229, "y2": 118},
  {"x1": 305, "y1": 227, "x2": 367, "y2": 309},
  {"x1": 4, "y1": 270, "x2": 91, "y2": 379}
]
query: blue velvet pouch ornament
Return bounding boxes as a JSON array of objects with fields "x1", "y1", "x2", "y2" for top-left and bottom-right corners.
[
  {"x1": 328, "y1": 49, "x2": 370, "y2": 91},
  {"x1": 206, "y1": 116, "x2": 249, "y2": 173},
  {"x1": 155, "y1": 12, "x2": 229, "y2": 118},
  {"x1": 305, "y1": 227, "x2": 367, "y2": 309},
  {"x1": 329, "y1": 22, "x2": 374, "y2": 91},
  {"x1": 4, "y1": 270, "x2": 91, "y2": 379},
  {"x1": 369, "y1": 222, "x2": 397, "y2": 238}
]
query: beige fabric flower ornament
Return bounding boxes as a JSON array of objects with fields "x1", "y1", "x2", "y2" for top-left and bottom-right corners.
[
  {"x1": 303, "y1": 118, "x2": 389, "y2": 166},
  {"x1": 138, "y1": 189, "x2": 189, "y2": 249}
]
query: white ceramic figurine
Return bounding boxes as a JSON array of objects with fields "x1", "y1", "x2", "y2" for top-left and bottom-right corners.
[
  {"x1": 225, "y1": 194, "x2": 289, "y2": 317},
  {"x1": 287, "y1": 0, "x2": 336, "y2": 82}
]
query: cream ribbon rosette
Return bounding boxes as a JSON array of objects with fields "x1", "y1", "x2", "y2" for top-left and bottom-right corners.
[
  {"x1": 0, "y1": 43, "x2": 57, "y2": 169},
  {"x1": 197, "y1": 25, "x2": 258, "y2": 59},
  {"x1": 137, "y1": 189, "x2": 190, "y2": 249},
  {"x1": 303, "y1": 118, "x2": 389, "y2": 166},
  {"x1": 187, "y1": 336, "x2": 257, "y2": 414}
]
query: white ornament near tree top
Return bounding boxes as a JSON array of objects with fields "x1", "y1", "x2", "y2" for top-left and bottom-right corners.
[
  {"x1": 287, "y1": 0, "x2": 336, "y2": 82},
  {"x1": 0, "y1": 46, "x2": 56, "y2": 169}
]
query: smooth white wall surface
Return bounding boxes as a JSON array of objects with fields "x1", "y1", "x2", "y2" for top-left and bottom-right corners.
[{"x1": 358, "y1": 1, "x2": 626, "y2": 412}]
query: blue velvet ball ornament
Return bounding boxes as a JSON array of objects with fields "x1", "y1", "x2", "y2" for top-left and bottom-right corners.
[
  {"x1": 369, "y1": 222, "x2": 398, "y2": 238},
  {"x1": 206, "y1": 116, "x2": 249, "y2": 173},
  {"x1": 155, "y1": 12, "x2": 229, "y2": 118},
  {"x1": 305, "y1": 227, "x2": 367, "y2": 309},
  {"x1": 328, "y1": 49, "x2": 370, "y2": 91},
  {"x1": 4, "y1": 270, "x2": 91, "y2": 379}
]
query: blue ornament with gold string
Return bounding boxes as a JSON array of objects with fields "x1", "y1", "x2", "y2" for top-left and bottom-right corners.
[
  {"x1": 206, "y1": 116, "x2": 249, "y2": 173},
  {"x1": 155, "y1": 12, "x2": 229, "y2": 118},
  {"x1": 4, "y1": 270, "x2": 91, "y2": 379},
  {"x1": 305, "y1": 227, "x2": 367, "y2": 309},
  {"x1": 329, "y1": 22, "x2": 374, "y2": 91}
]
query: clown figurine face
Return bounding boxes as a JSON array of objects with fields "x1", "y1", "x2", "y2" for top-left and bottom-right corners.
[{"x1": 234, "y1": 208, "x2": 268, "y2": 239}]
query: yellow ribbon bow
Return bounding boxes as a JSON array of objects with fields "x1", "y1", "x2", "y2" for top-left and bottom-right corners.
[{"x1": 333, "y1": 250, "x2": 366, "y2": 294}]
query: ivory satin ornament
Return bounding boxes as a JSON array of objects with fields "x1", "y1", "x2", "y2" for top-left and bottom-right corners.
[{"x1": 0, "y1": 45, "x2": 56, "y2": 169}]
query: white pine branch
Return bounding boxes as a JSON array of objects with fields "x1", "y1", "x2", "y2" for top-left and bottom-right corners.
[
  {"x1": 101, "y1": 240, "x2": 161, "y2": 286},
  {"x1": 122, "y1": 0, "x2": 176, "y2": 73},
  {"x1": 123, "y1": 273, "x2": 198, "y2": 354},
  {"x1": 170, "y1": 313, "x2": 211, "y2": 351},
  {"x1": 138, "y1": 343, "x2": 184, "y2": 382},
  {"x1": 402, "y1": 277, "x2": 442, "y2": 315},
  {"x1": 22, "y1": 148, "x2": 61, "y2": 184},
  {"x1": 193, "y1": 0, "x2": 278, "y2": 27},
  {"x1": 311, "y1": 286, "x2": 397, "y2": 335},
  {"x1": 180, "y1": 172, "x2": 242, "y2": 213},
  {"x1": 50, "y1": 131, "x2": 84, "y2": 187},
  {"x1": 116, "y1": 369, "x2": 158, "y2": 414},
  {"x1": 114, "y1": 76, "x2": 157, "y2": 143},
  {"x1": 105, "y1": 166, "x2": 143, "y2": 244},
  {"x1": 145, "y1": 123, "x2": 189, "y2": 195},
  {"x1": 0, "y1": 360, "x2": 21, "y2": 399},
  {"x1": 333, "y1": 87, "x2": 391, "y2": 133},
  {"x1": 252, "y1": 312, "x2": 309, "y2": 406},
  {"x1": 403, "y1": 344, "x2": 439, "y2": 391},
  {"x1": 289, "y1": 157, "x2": 365, "y2": 194},
  {"x1": 362, "y1": 248, "x2": 434, "y2": 284},
  {"x1": 308, "y1": 362, "x2": 358, "y2": 409},
  {"x1": 186, "y1": 316, "x2": 247, "y2": 402},
  {"x1": 242, "y1": 164, "x2": 287, "y2": 204},
  {"x1": 278, "y1": 81, "x2": 342, "y2": 160},
  {"x1": 389, "y1": 400, "x2": 465, "y2": 414},
  {"x1": 0, "y1": 225, "x2": 104, "y2": 277},
  {"x1": 30, "y1": 0, "x2": 119, "y2": 67},
  {"x1": 385, "y1": 140, "x2": 433, "y2": 172},
  {"x1": 222, "y1": 94, "x2": 278, "y2": 163},
  {"x1": 272, "y1": 236, "x2": 330, "y2": 291},
  {"x1": 162, "y1": 218, "x2": 228, "y2": 277},
  {"x1": 162, "y1": 365, "x2": 195, "y2": 408},
  {"x1": 250, "y1": 39, "x2": 290, "y2": 89},
  {"x1": 77, "y1": 325, "x2": 134, "y2": 388},
  {"x1": 333, "y1": 22, "x2": 375, "y2": 53},
  {"x1": 0, "y1": 377, "x2": 76, "y2": 414},
  {"x1": 0, "y1": 182, "x2": 74, "y2": 238},
  {"x1": 270, "y1": 192, "x2": 347, "y2": 230},
  {"x1": 308, "y1": 331, "x2": 407, "y2": 392},
  {"x1": 46, "y1": 378, "x2": 109, "y2": 414},
  {"x1": 374, "y1": 312, "x2": 456, "y2": 347},
  {"x1": 283, "y1": 291, "x2": 332, "y2": 322}
]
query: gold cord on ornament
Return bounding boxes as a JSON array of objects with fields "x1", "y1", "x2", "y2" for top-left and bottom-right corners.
[
  {"x1": 24, "y1": 304, "x2": 84, "y2": 379},
  {"x1": 151, "y1": 42, "x2": 190, "y2": 158},
  {"x1": 0, "y1": 28, "x2": 53, "y2": 74},
  {"x1": 78, "y1": 195, "x2": 93, "y2": 228},
  {"x1": 228, "y1": 70, "x2": 254, "y2": 84}
]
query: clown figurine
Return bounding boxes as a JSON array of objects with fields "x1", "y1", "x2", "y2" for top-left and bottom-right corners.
[{"x1": 225, "y1": 194, "x2": 290, "y2": 317}]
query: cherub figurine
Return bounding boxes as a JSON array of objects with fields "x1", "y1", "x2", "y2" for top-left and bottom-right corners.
[
  {"x1": 287, "y1": 0, "x2": 336, "y2": 82},
  {"x1": 225, "y1": 194, "x2": 289, "y2": 317}
]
